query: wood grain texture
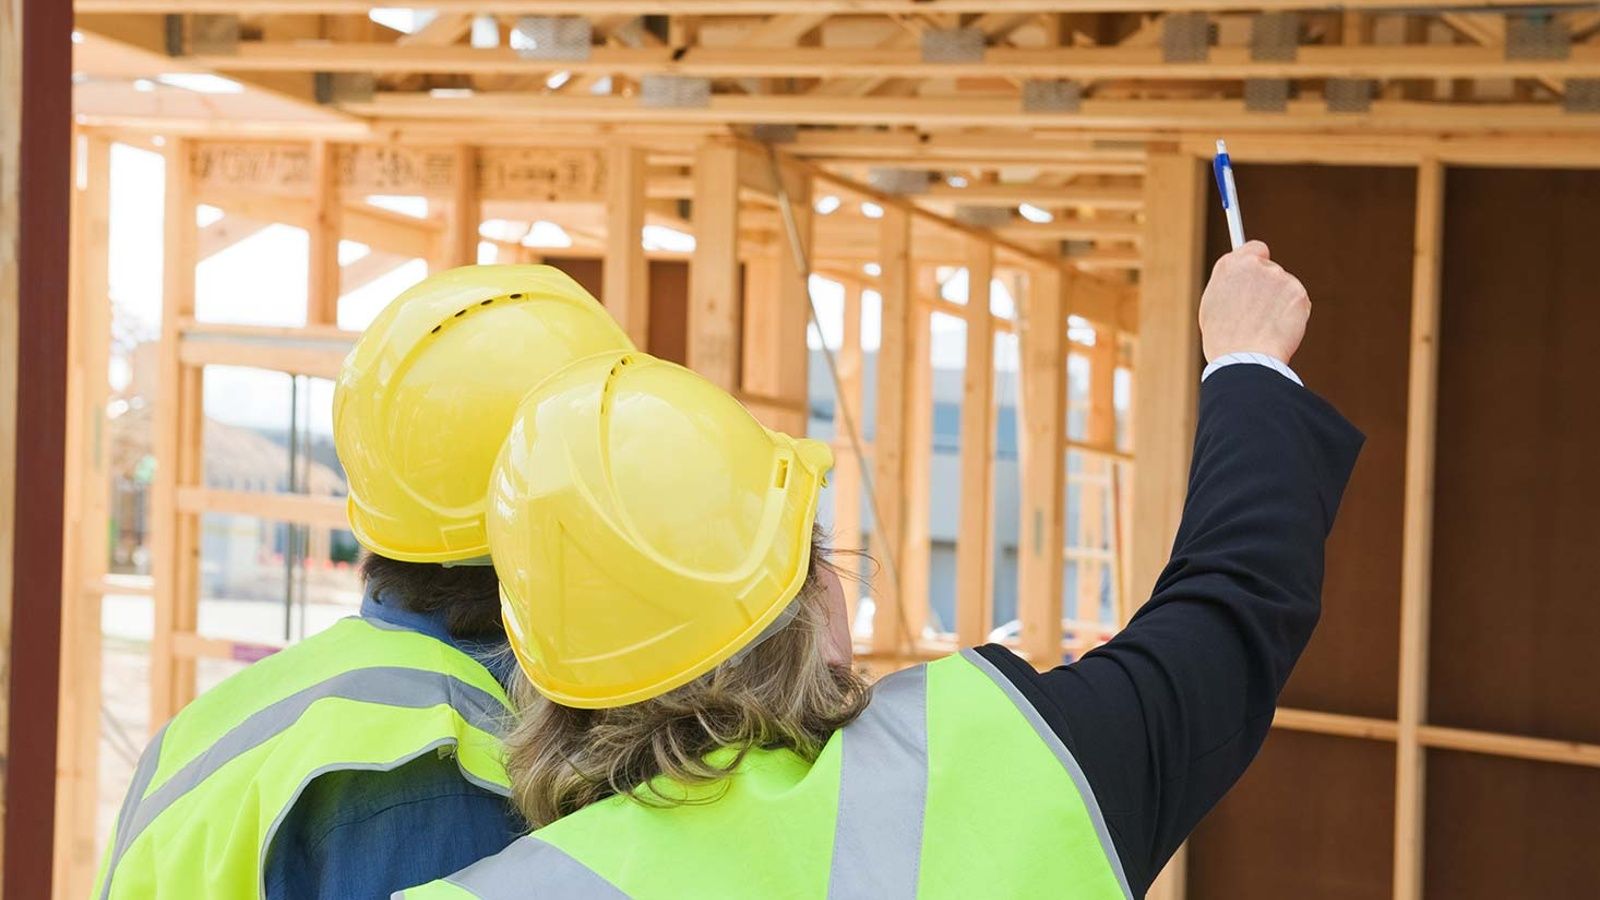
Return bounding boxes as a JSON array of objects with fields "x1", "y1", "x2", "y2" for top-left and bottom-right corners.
[
  {"x1": 1428, "y1": 167, "x2": 1600, "y2": 746},
  {"x1": 1204, "y1": 163, "x2": 1416, "y2": 721},
  {"x1": 1190, "y1": 730, "x2": 1396, "y2": 900},
  {"x1": 1424, "y1": 750, "x2": 1600, "y2": 899}
]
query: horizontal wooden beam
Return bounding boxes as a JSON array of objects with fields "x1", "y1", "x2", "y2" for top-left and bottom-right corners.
[
  {"x1": 921, "y1": 182, "x2": 1143, "y2": 209},
  {"x1": 193, "y1": 41, "x2": 1600, "y2": 82},
  {"x1": 172, "y1": 631, "x2": 284, "y2": 662},
  {"x1": 175, "y1": 486, "x2": 349, "y2": 529},
  {"x1": 343, "y1": 94, "x2": 1600, "y2": 133},
  {"x1": 75, "y1": 0, "x2": 1576, "y2": 14},
  {"x1": 1272, "y1": 707, "x2": 1600, "y2": 769},
  {"x1": 998, "y1": 219, "x2": 1142, "y2": 241},
  {"x1": 1070, "y1": 246, "x2": 1143, "y2": 269},
  {"x1": 178, "y1": 320, "x2": 353, "y2": 379},
  {"x1": 198, "y1": 190, "x2": 441, "y2": 259}
]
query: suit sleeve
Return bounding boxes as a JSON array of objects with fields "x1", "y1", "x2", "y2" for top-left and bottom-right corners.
[{"x1": 975, "y1": 363, "x2": 1365, "y2": 897}]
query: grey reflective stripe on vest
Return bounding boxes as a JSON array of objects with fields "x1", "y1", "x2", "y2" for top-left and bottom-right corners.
[
  {"x1": 98, "y1": 666, "x2": 510, "y2": 900},
  {"x1": 405, "y1": 836, "x2": 631, "y2": 899},
  {"x1": 959, "y1": 648, "x2": 1135, "y2": 900},
  {"x1": 828, "y1": 664, "x2": 928, "y2": 899}
]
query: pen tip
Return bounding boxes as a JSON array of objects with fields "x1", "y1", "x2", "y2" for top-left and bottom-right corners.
[{"x1": 1216, "y1": 139, "x2": 1228, "y2": 154}]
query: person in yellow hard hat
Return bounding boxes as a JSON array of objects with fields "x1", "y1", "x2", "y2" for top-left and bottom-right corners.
[
  {"x1": 402, "y1": 243, "x2": 1365, "y2": 899},
  {"x1": 94, "y1": 266, "x2": 633, "y2": 900}
]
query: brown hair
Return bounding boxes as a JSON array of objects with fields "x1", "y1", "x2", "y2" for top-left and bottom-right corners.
[
  {"x1": 503, "y1": 533, "x2": 870, "y2": 828},
  {"x1": 358, "y1": 552, "x2": 504, "y2": 640}
]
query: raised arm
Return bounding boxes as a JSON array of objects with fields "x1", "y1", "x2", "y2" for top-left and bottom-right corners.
[{"x1": 975, "y1": 242, "x2": 1365, "y2": 896}]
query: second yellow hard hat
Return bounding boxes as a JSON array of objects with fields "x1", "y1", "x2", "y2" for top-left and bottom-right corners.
[
  {"x1": 488, "y1": 351, "x2": 833, "y2": 709},
  {"x1": 334, "y1": 265, "x2": 633, "y2": 564}
]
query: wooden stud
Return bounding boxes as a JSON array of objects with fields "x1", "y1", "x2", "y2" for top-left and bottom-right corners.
[
  {"x1": 772, "y1": 172, "x2": 814, "y2": 437},
  {"x1": 901, "y1": 278, "x2": 934, "y2": 641},
  {"x1": 53, "y1": 131, "x2": 112, "y2": 900},
  {"x1": 1131, "y1": 152, "x2": 1208, "y2": 900},
  {"x1": 1017, "y1": 266, "x2": 1066, "y2": 666},
  {"x1": 869, "y1": 205, "x2": 912, "y2": 656},
  {"x1": 740, "y1": 252, "x2": 784, "y2": 428},
  {"x1": 831, "y1": 283, "x2": 866, "y2": 620},
  {"x1": 1077, "y1": 330, "x2": 1118, "y2": 639},
  {"x1": 954, "y1": 239, "x2": 996, "y2": 647},
  {"x1": 307, "y1": 140, "x2": 341, "y2": 325},
  {"x1": 688, "y1": 139, "x2": 742, "y2": 391},
  {"x1": 438, "y1": 144, "x2": 480, "y2": 269},
  {"x1": 604, "y1": 143, "x2": 650, "y2": 346},
  {"x1": 1394, "y1": 157, "x2": 1444, "y2": 900},
  {"x1": 150, "y1": 137, "x2": 202, "y2": 727}
]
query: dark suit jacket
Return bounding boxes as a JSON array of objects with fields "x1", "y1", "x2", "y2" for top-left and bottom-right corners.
[{"x1": 977, "y1": 363, "x2": 1365, "y2": 897}]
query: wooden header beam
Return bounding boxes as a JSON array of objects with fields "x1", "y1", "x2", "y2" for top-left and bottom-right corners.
[
  {"x1": 344, "y1": 94, "x2": 1600, "y2": 134},
  {"x1": 74, "y1": 0, "x2": 1581, "y2": 14},
  {"x1": 198, "y1": 42, "x2": 1600, "y2": 83}
]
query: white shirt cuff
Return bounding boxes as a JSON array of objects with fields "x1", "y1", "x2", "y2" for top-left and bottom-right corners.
[{"x1": 1202, "y1": 351, "x2": 1303, "y2": 387}]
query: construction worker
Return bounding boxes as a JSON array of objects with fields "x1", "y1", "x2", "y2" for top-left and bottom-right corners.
[
  {"x1": 93, "y1": 266, "x2": 634, "y2": 900},
  {"x1": 398, "y1": 242, "x2": 1364, "y2": 900}
]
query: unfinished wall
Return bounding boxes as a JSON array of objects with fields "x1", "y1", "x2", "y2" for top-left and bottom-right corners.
[
  {"x1": 1423, "y1": 167, "x2": 1600, "y2": 899},
  {"x1": 541, "y1": 256, "x2": 693, "y2": 365},
  {"x1": 1190, "y1": 163, "x2": 1415, "y2": 900},
  {"x1": 1187, "y1": 162, "x2": 1600, "y2": 900}
]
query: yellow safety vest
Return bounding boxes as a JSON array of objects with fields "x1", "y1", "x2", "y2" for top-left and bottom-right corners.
[
  {"x1": 400, "y1": 649, "x2": 1131, "y2": 899},
  {"x1": 94, "y1": 616, "x2": 512, "y2": 899}
]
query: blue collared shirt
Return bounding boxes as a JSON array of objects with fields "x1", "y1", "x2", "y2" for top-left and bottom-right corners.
[{"x1": 262, "y1": 589, "x2": 525, "y2": 900}]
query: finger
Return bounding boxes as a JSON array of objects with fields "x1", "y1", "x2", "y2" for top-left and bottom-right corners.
[
  {"x1": 1285, "y1": 274, "x2": 1310, "y2": 305},
  {"x1": 1235, "y1": 240, "x2": 1270, "y2": 260}
]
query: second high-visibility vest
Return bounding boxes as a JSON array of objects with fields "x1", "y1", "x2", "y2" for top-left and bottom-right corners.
[
  {"x1": 399, "y1": 649, "x2": 1133, "y2": 899},
  {"x1": 94, "y1": 616, "x2": 513, "y2": 900}
]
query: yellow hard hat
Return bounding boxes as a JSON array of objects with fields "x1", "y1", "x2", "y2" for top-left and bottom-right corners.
[
  {"x1": 334, "y1": 265, "x2": 633, "y2": 563},
  {"x1": 488, "y1": 351, "x2": 833, "y2": 709}
]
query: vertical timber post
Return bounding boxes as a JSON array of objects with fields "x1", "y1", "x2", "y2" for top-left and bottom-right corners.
[
  {"x1": 688, "y1": 140, "x2": 741, "y2": 392},
  {"x1": 1018, "y1": 266, "x2": 1066, "y2": 666},
  {"x1": 1134, "y1": 152, "x2": 1208, "y2": 900},
  {"x1": 870, "y1": 205, "x2": 913, "y2": 657},
  {"x1": 53, "y1": 130, "x2": 112, "y2": 900},
  {"x1": 604, "y1": 143, "x2": 650, "y2": 347},
  {"x1": 955, "y1": 239, "x2": 996, "y2": 647},
  {"x1": 1394, "y1": 158, "x2": 1444, "y2": 900}
]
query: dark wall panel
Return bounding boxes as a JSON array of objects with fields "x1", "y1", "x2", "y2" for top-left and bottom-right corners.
[
  {"x1": 539, "y1": 257, "x2": 693, "y2": 366},
  {"x1": 1189, "y1": 729, "x2": 1394, "y2": 900},
  {"x1": 1204, "y1": 164, "x2": 1415, "y2": 720},
  {"x1": 647, "y1": 259, "x2": 690, "y2": 365},
  {"x1": 1425, "y1": 750, "x2": 1600, "y2": 899},
  {"x1": 544, "y1": 255, "x2": 603, "y2": 298},
  {"x1": 1429, "y1": 168, "x2": 1600, "y2": 745}
]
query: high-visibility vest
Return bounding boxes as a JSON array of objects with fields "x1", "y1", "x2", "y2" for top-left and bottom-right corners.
[
  {"x1": 398, "y1": 649, "x2": 1133, "y2": 900},
  {"x1": 94, "y1": 616, "x2": 513, "y2": 900}
]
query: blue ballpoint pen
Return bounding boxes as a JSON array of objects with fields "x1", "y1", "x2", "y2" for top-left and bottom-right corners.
[{"x1": 1213, "y1": 139, "x2": 1246, "y2": 250}]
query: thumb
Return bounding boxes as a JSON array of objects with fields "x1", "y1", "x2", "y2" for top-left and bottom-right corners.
[{"x1": 1235, "y1": 240, "x2": 1270, "y2": 261}]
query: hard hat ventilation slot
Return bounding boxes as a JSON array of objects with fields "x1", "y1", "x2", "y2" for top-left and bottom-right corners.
[
  {"x1": 454, "y1": 309, "x2": 467, "y2": 317},
  {"x1": 430, "y1": 325, "x2": 442, "y2": 334},
  {"x1": 480, "y1": 299, "x2": 494, "y2": 306},
  {"x1": 773, "y1": 459, "x2": 790, "y2": 490}
]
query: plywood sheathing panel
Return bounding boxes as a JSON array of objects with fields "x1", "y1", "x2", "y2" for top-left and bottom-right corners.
[
  {"x1": 1429, "y1": 167, "x2": 1600, "y2": 746},
  {"x1": 1423, "y1": 749, "x2": 1600, "y2": 899},
  {"x1": 1204, "y1": 164, "x2": 1416, "y2": 721},
  {"x1": 1189, "y1": 729, "x2": 1396, "y2": 900}
]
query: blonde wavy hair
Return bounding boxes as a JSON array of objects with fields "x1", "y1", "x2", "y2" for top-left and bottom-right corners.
[{"x1": 503, "y1": 532, "x2": 871, "y2": 828}]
